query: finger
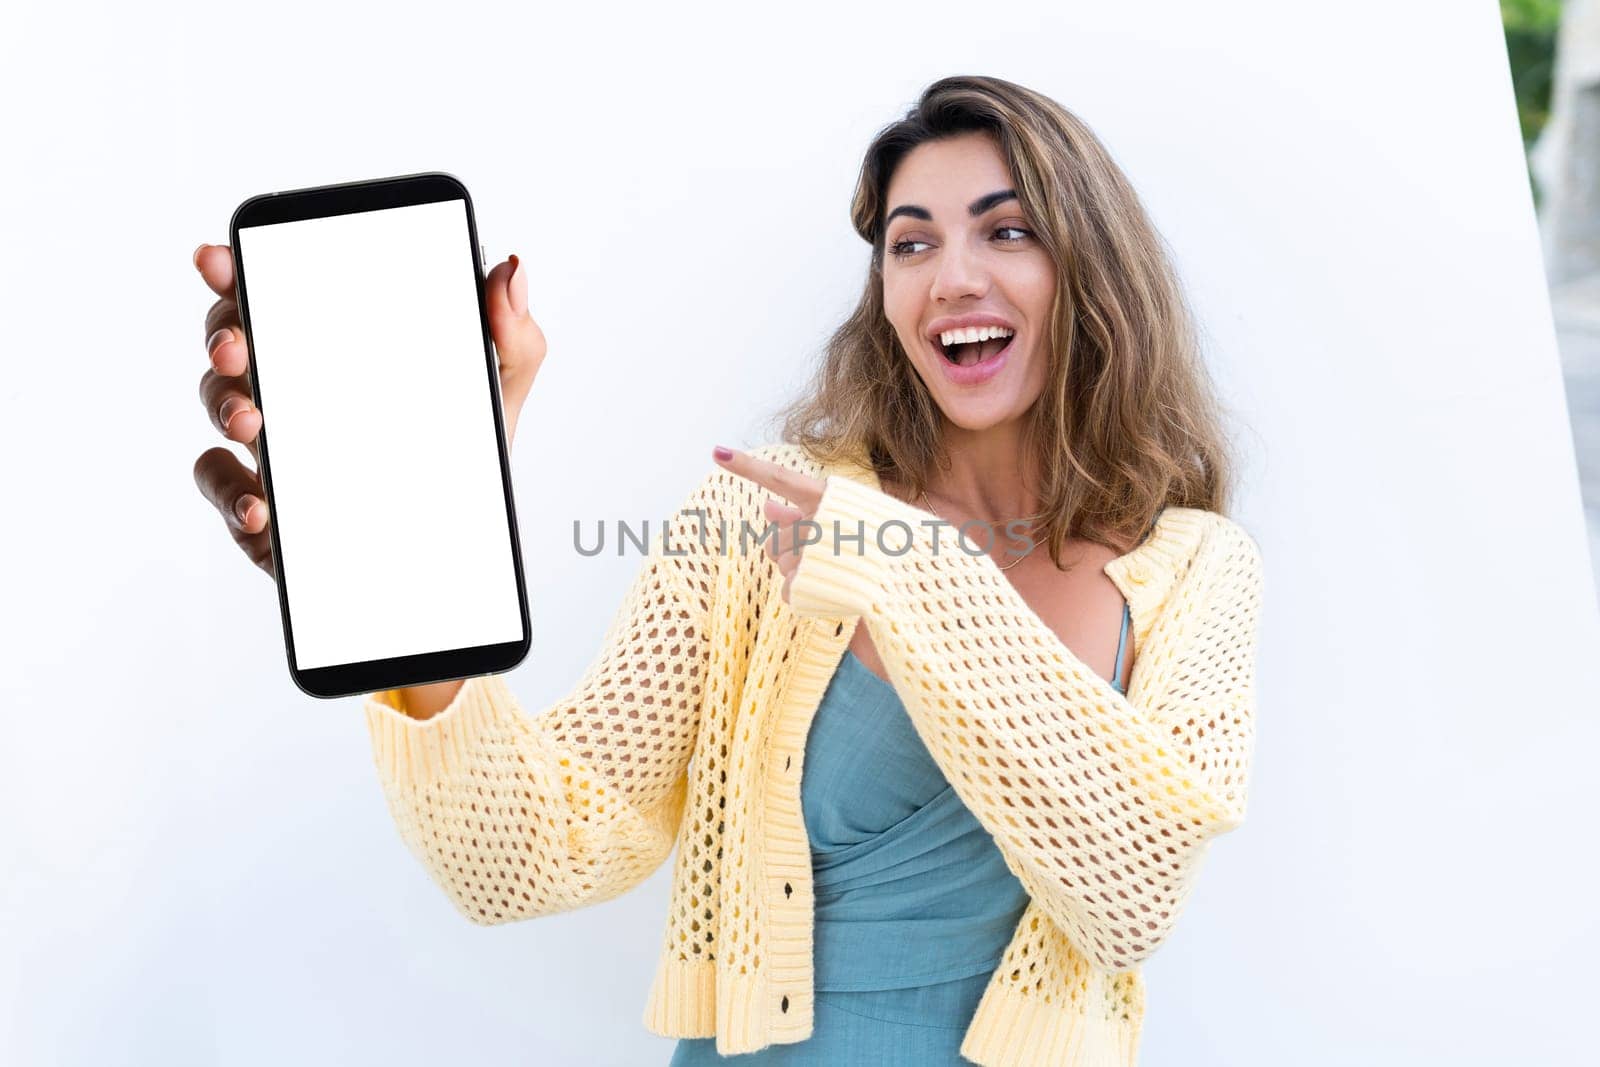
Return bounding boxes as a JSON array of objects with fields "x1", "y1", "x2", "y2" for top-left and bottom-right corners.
[
  {"x1": 202, "y1": 296, "x2": 240, "y2": 340},
  {"x1": 763, "y1": 497, "x2": 802, "y2": 557},
  {"x1": 483, "y1": 255, "x2": 547, "y2": 398},
  {"x1": 202, "y1": 319, "x2": 252, "y2": 382},
  {"x1": 193, "y1": 445, "x2": 273, "y2": 559},
  {"x1": 198, "y1": 295, "x2": 258, "y2": 463},
  {"x1": 194, "y1": 243, "x2": 236, "y2": 299},
  {"x1": 766, "y1": 520, "x2": 815, "y2": 571},
  {"x1": 198, "y1": 367, "x2": 263, "y2": 447},
  {"x1": 764, "y1": 496, "x2": 804, "y2": 524},
  {"x1": 712, "y1": 447, "x2": 824, "y2": 513}
]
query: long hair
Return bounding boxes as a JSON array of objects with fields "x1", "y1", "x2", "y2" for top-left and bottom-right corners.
[{"x1": 768, "y1": 74, "x2": 1240, "y2": 562}]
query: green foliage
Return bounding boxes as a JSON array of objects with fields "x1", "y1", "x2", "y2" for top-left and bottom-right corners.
[
  {"x1": 1501, "y1": 0, "x2": 1562, "y2": 28},
  {"x1": 1502, "y1": 0, "x2": 1563, "y2": 206},
  {"x1": 1502, "y1": 0, "x2": 1562, "y2": 148}
]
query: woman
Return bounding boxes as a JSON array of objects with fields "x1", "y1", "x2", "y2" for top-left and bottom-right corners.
[{"x1": 192, "y1": 75, "x2": 1264, "y2": 1067}]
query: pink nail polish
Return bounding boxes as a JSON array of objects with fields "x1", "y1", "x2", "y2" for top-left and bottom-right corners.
[{"x1": 713, "y1": 446, "x2": 733, "y2": 461}]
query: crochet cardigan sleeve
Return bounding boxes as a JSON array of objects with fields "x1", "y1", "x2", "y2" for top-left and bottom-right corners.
[
  {"x1": 360, "y1": 475, "x2": 722, "y2": 925},
  {"x1": 787, "y1": 474, "x2": 1263, "y2": 974}
]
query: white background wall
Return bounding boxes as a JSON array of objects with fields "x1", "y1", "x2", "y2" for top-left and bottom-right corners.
[{"x1": 3, "y1": 1, "x2": 1597, "y2": 1064}]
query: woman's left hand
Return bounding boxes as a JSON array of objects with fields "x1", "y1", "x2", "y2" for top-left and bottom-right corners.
[{"x1": 711, "y1": 445, "x2": 826, "y2": 605}]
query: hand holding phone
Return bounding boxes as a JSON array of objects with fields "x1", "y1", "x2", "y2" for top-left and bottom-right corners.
[
  {"x1": 193, "y1": 244, "x2": 545, "y2": 560},
  {"x1": 191, "y1": 174, "x2": 547, "y2": 697}
]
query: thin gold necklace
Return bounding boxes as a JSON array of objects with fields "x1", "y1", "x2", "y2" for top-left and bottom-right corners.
[{"x1": 918, "y1": 489, "x2": 1041, "y2": 571}]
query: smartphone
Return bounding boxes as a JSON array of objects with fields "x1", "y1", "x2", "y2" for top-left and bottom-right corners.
[{"x1": 229, "y1": 172, "x2": 531, "y2": 699}]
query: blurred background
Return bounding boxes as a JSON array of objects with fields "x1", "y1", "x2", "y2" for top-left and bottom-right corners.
[{"x1": 1505, "y1": 0, "x2": 1600, "y2": 598}]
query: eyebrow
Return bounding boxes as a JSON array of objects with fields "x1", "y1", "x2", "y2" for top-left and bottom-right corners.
[{"x1": 885, "y1": 189, "x2": 1018, "y2": 227}]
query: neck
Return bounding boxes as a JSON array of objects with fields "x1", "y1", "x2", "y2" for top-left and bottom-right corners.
[{"x1": 917, "y1": 420, "x2": 1043, "y2": 523}]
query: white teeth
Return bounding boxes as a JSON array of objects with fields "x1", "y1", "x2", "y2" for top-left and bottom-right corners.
[{"x1": 938, "y1": 325, "x2": 1014, "y2": 346}]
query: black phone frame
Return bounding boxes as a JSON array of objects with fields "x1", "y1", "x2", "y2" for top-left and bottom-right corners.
[{"x1": 229, "y1": 171, "x2": 532, "y2": 700}]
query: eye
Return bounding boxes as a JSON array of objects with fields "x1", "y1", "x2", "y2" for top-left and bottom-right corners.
[
  {"x1": 886, "y1": 226, "x2": 1033, "y2": 262},
  {"x1": 887, "y1": 238, "x2": 929, "y2": 261}
]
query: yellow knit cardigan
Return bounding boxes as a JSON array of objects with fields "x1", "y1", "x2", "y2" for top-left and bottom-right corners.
[{"x1": 364, "y1": 441, "x2": 1264, "y2": 1066}]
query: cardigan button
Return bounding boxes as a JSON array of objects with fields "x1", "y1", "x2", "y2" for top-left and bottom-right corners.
[
  {"x1": 784, "y1": 882, "x2": 793, "y2": 898},
  {"x1": 781, "y1": 995, "x2": 789, "y2": 1013}
]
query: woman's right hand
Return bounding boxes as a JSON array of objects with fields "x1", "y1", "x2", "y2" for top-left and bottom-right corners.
[{"x1": 191, "y1": 244, "x2": 548, "y2": 577}]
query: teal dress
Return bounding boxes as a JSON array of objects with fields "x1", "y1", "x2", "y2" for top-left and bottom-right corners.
[{"x1": 669, "y1": 601, "x2": 1134, "y2": 1066}]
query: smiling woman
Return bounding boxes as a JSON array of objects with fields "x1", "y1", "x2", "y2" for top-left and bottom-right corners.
[
  {"x1": 343, "y1": 74, "x2": 1263, "y2": 1067},
  {"x1": 778, "y1": 80, "x2": 1235, "y2": 564}
]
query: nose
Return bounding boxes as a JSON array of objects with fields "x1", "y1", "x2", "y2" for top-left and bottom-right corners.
[{"x1": 927, "y1": 237, "x2": 989, "y2": 305}]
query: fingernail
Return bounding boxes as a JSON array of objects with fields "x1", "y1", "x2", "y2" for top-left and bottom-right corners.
[
  {"x1": 220, "y1": 397, "x2": 248, "y2": 432},
  {"x1": 193, "y1": 243, "x2": 207, "y2": 269},
  {"x1": 207, "y1": 328, "x2": 232, "y2": 356},
  {"x1": 506, "y1": 254, "x2": 526, "y2": 316},
  {"x1": 235, "y1": 496, "x2": 256, "y2": 526},
  {"x1": 713, "y1": 445, "x2": 733, "y2": 461}
]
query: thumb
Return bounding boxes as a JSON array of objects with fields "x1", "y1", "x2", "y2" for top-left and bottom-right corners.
[{"x1": 484, "y1": 254, "x2": 547, "y2": 400}]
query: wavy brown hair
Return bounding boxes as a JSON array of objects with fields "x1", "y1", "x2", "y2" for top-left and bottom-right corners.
[{"x1": 768, "y1": 74, "x2": 1240, "y2": 564}]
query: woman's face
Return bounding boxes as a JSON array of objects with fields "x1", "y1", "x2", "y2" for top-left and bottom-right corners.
[{"x1": 881, "y1": 131, "x2": 1056, "y2": 432}]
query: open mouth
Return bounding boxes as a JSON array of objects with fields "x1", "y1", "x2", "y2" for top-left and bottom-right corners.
[{"x1": 938, "y1": 331, "x2": 1014, "y2": 367}]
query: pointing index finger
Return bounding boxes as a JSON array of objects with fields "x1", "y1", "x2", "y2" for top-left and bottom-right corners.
[{"x1": 711, "y1": 446, "x2": 824, "y2": 513}]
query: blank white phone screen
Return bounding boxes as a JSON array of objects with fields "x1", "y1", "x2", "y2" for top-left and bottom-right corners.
[{"x1": 236, "y1": 199, "x2": 522, "y2": 671}]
